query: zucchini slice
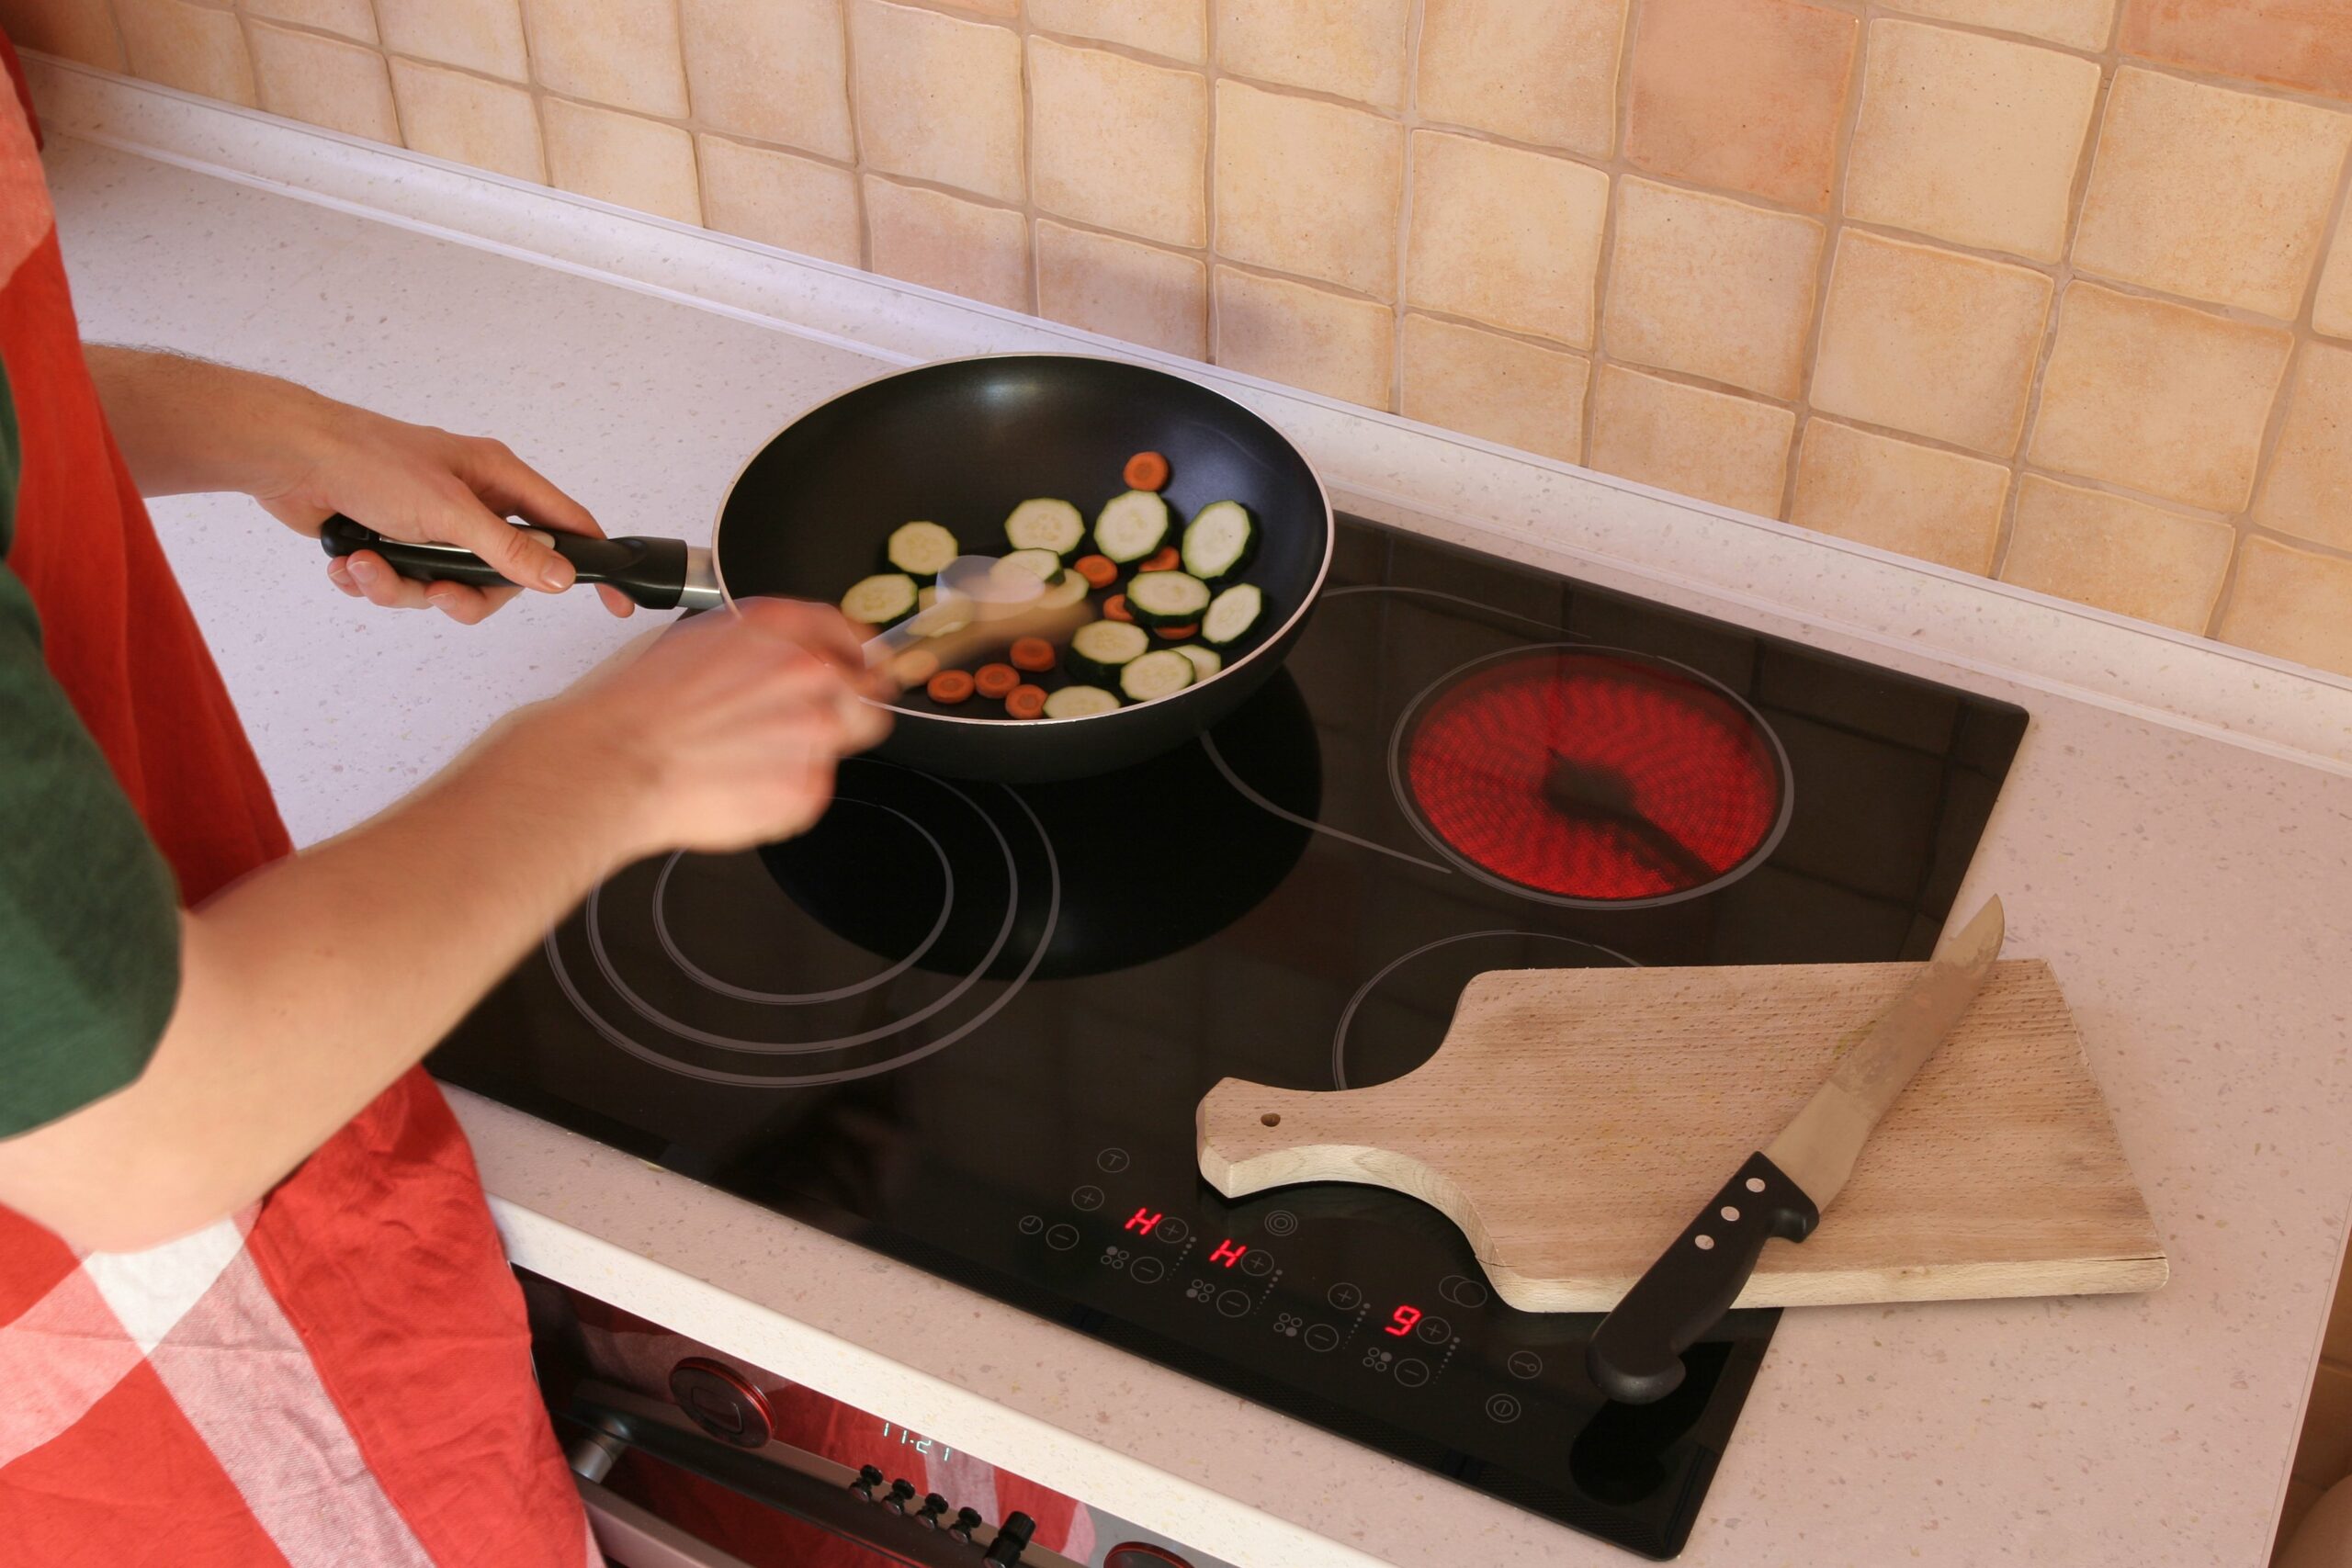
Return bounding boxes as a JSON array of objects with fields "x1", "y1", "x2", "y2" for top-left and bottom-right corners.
[
  {"x1": 1201, "y1": 581, "x2": 1265, "y2": 647},
  {"x1": 1094, "y1": 490, "x2": 1170, "y2": 564},
  {"x1": 1004, "y1": 499, "x2": 1085, "y2": 558},
  {"x1": 1171, "y1": 644, "x2": 1223, "y2": 682},
  {"x1": 1123, "y1": 570, "x2": 1212, "y2": 628},
  {"x1": 1067, "y1": 619, "x2": 1149, "y2": 683},
  {"x1": 887, "y1": 521, "x2": 957, "y2": 580},
  {"x1": 1000, "y1": 548, "x2": 1068, "y2": 584},
  {"x1": 1037, "y1": 571, "x2": 1092, "y2": 609},
  {"x1": 841, "y1": 572, "x2": 919, "y2": 626},
  {"x1": 1180, "y1": 502, "x2": 1257, "y2": 581},
  {"x1": 1043, "y1": 685, "x2": 1122, "y2": 719},
  {"x1": 1118, "y1": 649, "x2": 1196, "y2": 704}
]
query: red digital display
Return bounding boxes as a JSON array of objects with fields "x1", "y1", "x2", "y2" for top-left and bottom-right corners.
[
  {"x1": 1384, "y1": 1305, "x2": 1422, "y2": 1337},
  {"x1": 1209, "y1": 1238, "x2": 1248, "y2": 1268},
  {"x1": 1124, "y1": 1207, "x2": 1163, "y2": 1235}
]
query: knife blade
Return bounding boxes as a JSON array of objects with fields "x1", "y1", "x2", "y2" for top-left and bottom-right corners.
[{"x1": 1584, "y1": 897, "x2": 2006, "y2": 1404}]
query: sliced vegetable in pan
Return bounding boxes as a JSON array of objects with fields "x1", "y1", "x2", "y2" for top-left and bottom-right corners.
[
  {"x1": 1122, "y1": 450, "x2": 1170, "y2": 491},
  {"x1": 842, "y1": 572, "x2": 919, "y2": 626},
  {"x1": 1003, "y1": 498, "x2": 1085, "y2": 558},
  {"x1": 1044, "y1": 684, "x2": 1122, "y2": 719},
  {"x1": 1181, "y1": 502, "x2": 1256, "y2": 581},
  {"x1": 1000, "y1": 548, "x2": 1067, "y2": 582},
  {"x1": 1201, "y1": 581, "x2": 1264, "y2": 647},
  {"x1": 1005, "y1": 683, "x2": 1049, "y2": 720},
  {"x1": 1073, "y1": 553, "x2": 1119, "y2": 589},
  {"x1": 1136, "y1": 545, "x2": 1182, "y2": 573},
  {"x1": 1118, "y1": 649, "x2": 1196, "y2": 703},
  {"x1": 1068, "y1": 619, "x2": 1149, "y2": 684},
  {"x1": 974, "y1": 662, "x2": 1022, "y2": 700},
  {"x1": 926, "y1": 669, "x2": 976, "y2": 705},
  {"x1": 1094, "y1": 490, "x2": 1170, "y2": 564},
  {"x1": 887, "y1": 521, "x2": 958, "y2": 580},
  {"x1": 1124, "y1": 570, "x2": 1212, "y2": 628},
  {"x1": 1171, "y1": 644, "x2": 1222, "y2": 681}
]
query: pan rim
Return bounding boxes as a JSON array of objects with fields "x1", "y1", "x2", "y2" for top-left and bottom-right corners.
[{"x1": 704, "y1": 351, "x2": 1336, "y2": 728}]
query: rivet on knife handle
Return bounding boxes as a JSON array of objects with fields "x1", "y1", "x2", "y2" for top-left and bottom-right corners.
[{"x1": 1585, "y1": 1152, "x2": 1819, "y2": 1404}]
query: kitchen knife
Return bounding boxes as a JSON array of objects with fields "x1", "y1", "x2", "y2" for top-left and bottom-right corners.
[{"x1": 1584, "y1": 896, "x2": 2006, "y2": 1404}]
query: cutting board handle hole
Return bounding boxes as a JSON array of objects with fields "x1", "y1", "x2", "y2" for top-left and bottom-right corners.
[{"x1": 1261, "y1": 1112, "x2": 1282, "y2": 1127}]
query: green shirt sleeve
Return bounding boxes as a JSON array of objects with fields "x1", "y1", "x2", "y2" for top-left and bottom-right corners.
[{"x1": 0, "y1": 361, "x2": 183, "y2": 1138}]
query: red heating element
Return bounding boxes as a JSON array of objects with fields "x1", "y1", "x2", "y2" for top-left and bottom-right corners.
[{"x1": 1401, "y1": 649, "x2": 1784, "y2": 903}]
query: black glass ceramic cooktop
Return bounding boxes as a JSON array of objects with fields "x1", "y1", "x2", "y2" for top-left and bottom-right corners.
[{"x1": 434, "y1": 515, "x2": 2027, "y2": 1561}]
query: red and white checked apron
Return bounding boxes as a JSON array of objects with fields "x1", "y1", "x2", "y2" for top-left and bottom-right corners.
[{"x1": 0, "y1": 40, "x2": 593, "y2": 1566}]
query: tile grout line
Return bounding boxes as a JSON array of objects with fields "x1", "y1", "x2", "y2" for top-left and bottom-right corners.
[
  {"x1": 1012, "y1": 3, "x2": 1038, "y2": 318},
  {"x1": 1988, "y1": 39, "x2": 2119, "y2": 585},
  {"x1": 1200, "y1": 3, "x2": 1219, "y2": 365},
  {"x1": 1776, "y1": 1, "x2": 1871, "y2": 527},
  {"x1": 1578, "y1": 0, "x2": 1643, "y2": 472},
  {"x1": 2206, "y1": 129, "x2": 2352, "y2": 638},
  {"x1": 834, "y1": 0, "x2": 872, "y2": 274},
  {"x1": 1387, "y1": 0, "x2": 1428, "y2": 417}
]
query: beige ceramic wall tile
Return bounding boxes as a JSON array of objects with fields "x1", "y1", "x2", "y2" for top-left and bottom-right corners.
[
  {"x1": 244, "y1": 0, "x2": 376, "y2": 43},
  {"x1": 1625, "y1": 0, "x2": 1859, "y2": 212},
  {"x1": 2074, "y1": 68, "x2": 2352, "y2": 321},
  {"x1": 2253, "y1": 342, "x2": 2352, "y2": 554},
  {"x1": 1037, "y1": 220, "x2": 1208, "y2": 358},
  {"x1": 2122, "y1": 0, "x2": 2352, "y2": 106},
  {"x1": 1029, "y1": 0, "x2": 1204, "y2": 62},
  {"x1": 542, "y1": 96, "x2": 702, "y2": 224},
  {"x1": 1811, "y1": 231, "x2": 2052, "y2": 455},
  {"x1": 1603, "y1": 178, "x2": 1823, "y2": 400},
  {"x1": 2001, "y1": 476, "x2": 2233, "y2": 632},
  {"x1": 699, "y1": 135, "x2": 862, "y2": 267},
  {"x1": 1215, "y1": 81, "x2": 1402, "y2": 299},
  {"x1": 1844, "y1": 20, "x2": 2098, "y2": 264},
  {"x1": 933, "y1": 0, "x2": 1019, "y2": 15},
  {"x1": 248, "y1": 21, "x2": 399, "y2": 143},
  {"x1": 1398, "y1": 314, "x2": 1589, "y2": 464},
  {"x1": 390, "y1": 58, "x2": 545, "y2": 181},
  {"x1": 1031, "y1": 39, "x2": 1207, "y2": 248},
  {"x1": 1404, "y1": 130, "x2": 1609, "y2": 347},
  {"x1": 680, "y1": 0, "x2": 854, "y2": 163},
  {"x1": 1215, "y1": 267, "x2": 1393, "y2": 408},
  {"x1": 2319, "y1": 208, "x2": 2352, "y2": 340},
  {"x1": 377, "y1": 0, "x2": 530, "y2": 82},
  {"x1": 1880, "y1": 0, "x2": 2114, "y2": 50},
  {"x1": 865, "y1": 177, "x2": 1030, "y2": 311},
  {"x1": 2030, "y1": 282, "x2": 2290, "y2": 511},
  {"x1": 0, "y1": 0, "x2": 123, "y2": 69},
  {"x1": 852, "y1": 1, "x2": 1026, "y2": 204},
  {"x1": 1791, "y1": 419, "x2": 2007, "y2": 572},
  {"x1": 1589, "y1": 366, "x2": 1795, "y2": 516},
  {"x1": 526, "y1": 0, "x2": 689, "y2": 118},
  {"x1": 1415, "y1": 0, "x2": 1626, "y2": 158},
  {"x1": 1216, "y1": 0, "x2": 1409, "y2": 109},
  {"x1": 113, "y1": 0, "x2": 255, "y2": 106}
]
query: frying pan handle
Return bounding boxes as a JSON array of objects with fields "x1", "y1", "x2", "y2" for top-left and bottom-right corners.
[{"x1": 319, "y1": 514, "x2": 718, "y2": 610}]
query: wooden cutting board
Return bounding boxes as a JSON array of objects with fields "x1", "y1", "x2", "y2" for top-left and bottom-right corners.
[{"x1": 1196, "y1": 960, "x2": 2166, "y2": 1313}]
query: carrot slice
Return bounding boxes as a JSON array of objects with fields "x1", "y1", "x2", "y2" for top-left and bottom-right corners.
[
  {"x1": 1137, "y1": 545, "x2": 1182, "y2": 573},
  {"x1": 1102, "y1": 593, "x2": 1133, "y2": 623},
  {"x1": 926, "y1": 669, "x2": 976, "y2": 705},
  {"x1": 1005, "y1": 683, "x2": 1048, "y2": 720},
  {"x1": 1009, "y1": 637, "x2": 1057, "y2": 672},
  {"x1": 974, "y1": 662, "x2": 1021, "y2": 700},
  {"x1": 1073, "y1": 553, "x2": 1119, "y2": 589},
  {"x1": 1153, "y1": 623, "x2": 1198, "y2": 641},
  {"x1": 1123, "y1": 450, "x2": 1170, "y2": 491}
]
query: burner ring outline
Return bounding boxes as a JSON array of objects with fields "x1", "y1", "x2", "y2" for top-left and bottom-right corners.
[
  {"x1": 1331, "y1": 930, "x2": 1636, "y2": 1090},
  {"x1": 1385, "y1": 642, "x2": 1794, "y2": 911},
  {"x1": 650, "y1": 799, "x2": 955, "y2": 1005}
]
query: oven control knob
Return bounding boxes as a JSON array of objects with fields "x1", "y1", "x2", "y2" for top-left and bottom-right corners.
[
  {"x1": 668, "y1": 1358, "x2": 774, "y2": 1449},
  {"x1": 850, "y1": 1465, "x2": 884, "y2": 1501},
  {"x1": 983, "y1": 1510, "x2": 1036, "y2": 1564},
  {"x1": 950, "y1": 1506, "x2": 984, "y2": 1542},
  {"x1": 885, "y1": 1478, "x2": 917, "y2": 1512},
  {"x1": 916, "y1": 1493, "x2": 949, "y2": 1528}
]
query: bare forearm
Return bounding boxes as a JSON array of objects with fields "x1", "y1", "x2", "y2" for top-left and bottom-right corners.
[
  {"x1": 84, "y1": 344, "x2": 325, "y2": 499},
  {"x1": 0, "y1": 713, "x2": 652, "y2": 1252}
]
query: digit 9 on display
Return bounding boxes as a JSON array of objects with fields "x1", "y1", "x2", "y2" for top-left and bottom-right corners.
[{"x1": 1384, "y1": 1305, "x2": 1422, "y2": 1337}]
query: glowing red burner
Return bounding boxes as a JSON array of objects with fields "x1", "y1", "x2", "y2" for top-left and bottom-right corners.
[{"x1": 1398, "y1": 647, "x2": 1786, "y2": 905}]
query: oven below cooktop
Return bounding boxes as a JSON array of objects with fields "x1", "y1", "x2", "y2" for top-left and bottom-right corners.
[{"x1": 434, "y1": 513, "x2": 2025, "y2": 1560}]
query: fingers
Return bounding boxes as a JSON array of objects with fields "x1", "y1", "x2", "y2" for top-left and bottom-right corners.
[
  {"x1": 730, "y1": 596, "x2": 872, "y2": 672},
  {"x1": 455, "y1": 436, "x2": 604, "y2": 541},
  {"x1": 419, "y1": 475, "x2": 578, "y2": 595},
  {"x1": 326, "y1": 553, "x2": 520, "y2": 622}
]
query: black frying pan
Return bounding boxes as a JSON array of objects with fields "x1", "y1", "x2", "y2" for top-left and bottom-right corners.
[{"x1": 322, "y1": 355, "x2": 1334, "y2": 782}]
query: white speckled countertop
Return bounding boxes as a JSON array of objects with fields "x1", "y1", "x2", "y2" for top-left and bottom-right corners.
[{"x1": 28, "y1": 56, "x2": 2352, "y2": 1568}]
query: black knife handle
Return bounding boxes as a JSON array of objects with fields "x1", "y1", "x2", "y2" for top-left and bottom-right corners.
[
  {"x1": 319, "y1": 513, "x2": 693, "y2": 609},
  {"x1": 1586, "y1": 1151, "x2": 1820, "y2": 1405}
]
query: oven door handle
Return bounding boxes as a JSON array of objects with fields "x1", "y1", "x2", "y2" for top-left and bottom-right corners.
[
  {"x1": 576, "y1": 1474, "x2": 763, "y2": 1568},
  {"x1": 564, "y1": 1381, "x2": 1080, "y2": 1568}
]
